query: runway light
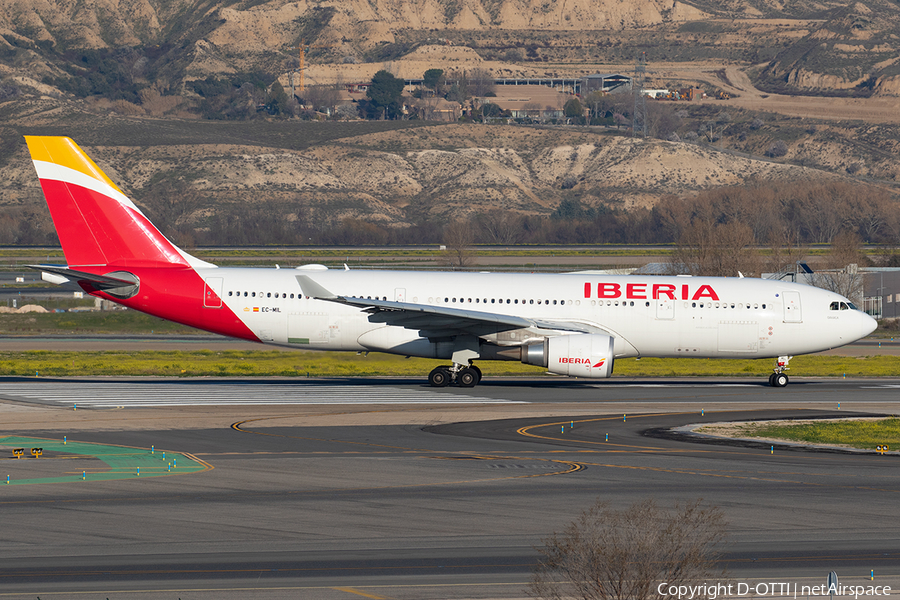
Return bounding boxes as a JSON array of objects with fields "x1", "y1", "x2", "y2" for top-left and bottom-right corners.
[
  {"x1": 623, "y1": 414, "x2": 626, "y2": 422},
  {"x1": 561, "y1": 425, "x2": 564, "y2": 433},
  {"x1": 64, "y1": 436, "x2": 66, "y2": 445},
  {"x1": 605, "y1": 433, "x2": 608, "y2": 441},
  {"x1": 771, "y1": 446, "x2": 774, "y2": 454},
  {"x1": 701, "y1": 409, "x2": 704, "y2": 416},
  {"x1": 838, "y1": 402, "x2": 841, "y2": 410},
  {"x1": 82, "y1": 471, "x2": 85, "y2": 480},
  {"x1": 571, "y1": 421, "x2": 574, "y2": 428},
  {"x1": 137, "y1": 467, "x2": 140, "y2": 476},
  {"x1": 163, "y1": 452, "x2": 165, "y2": 462},
  {"x1": 151, "y1": 446, "x2": 154, "y2": 454},
  {"x1": 73, "y1": 403, "x2": 76, "y2": 411}
]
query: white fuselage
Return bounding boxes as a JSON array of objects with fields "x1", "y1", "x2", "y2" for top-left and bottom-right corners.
[{"x1": 200, "y1": 268, "x2": 874, "y2": 360}]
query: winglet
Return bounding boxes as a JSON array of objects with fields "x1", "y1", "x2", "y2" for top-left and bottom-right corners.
[{"x1": 296, "y1": 275, "x2": 339, "y2": 300}]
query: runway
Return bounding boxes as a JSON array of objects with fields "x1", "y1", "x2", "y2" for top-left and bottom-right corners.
[{"x1": 1, "y1": 377, "x2": 899, "y2": 599}]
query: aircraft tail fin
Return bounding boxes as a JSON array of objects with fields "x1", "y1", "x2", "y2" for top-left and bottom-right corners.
[{"x1": 24, "y1": 136, "x2": 210, "y2": 269}]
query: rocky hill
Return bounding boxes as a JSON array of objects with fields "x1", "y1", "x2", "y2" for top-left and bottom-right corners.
[
  {"x1": 1, "y1": 0, "x2": 899, "y2": 96},
  {"x1": 2, "y1": 104, "x2": 892, "y2": 243}
]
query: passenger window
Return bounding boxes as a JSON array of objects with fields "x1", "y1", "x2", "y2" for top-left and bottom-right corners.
[
  {"x1": 244, "y1": 292, "x2": 248, "y2": 297},
  {"x1": 252, "y1": 292, "x2": 256, "y2": 297},
  {"x1": 228, "y1": 291, "x2": 232, "y2": 296}
]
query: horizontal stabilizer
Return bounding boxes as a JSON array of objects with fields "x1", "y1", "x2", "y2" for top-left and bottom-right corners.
[{"x1": 30, "y1": 265, "x2": 137, "y2": 290}]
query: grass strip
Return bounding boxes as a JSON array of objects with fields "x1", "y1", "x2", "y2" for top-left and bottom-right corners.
[
  {"x1": 728, "y1": 418, "x2": 900, "y2": 450},
  {"x1": 2, "y1": 350, "x2": 898, "y2": 378}
]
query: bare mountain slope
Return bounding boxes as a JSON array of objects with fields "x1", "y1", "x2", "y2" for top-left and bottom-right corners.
[{"x1": 0, "y1": 122, "x2": 858, "y2": 233}]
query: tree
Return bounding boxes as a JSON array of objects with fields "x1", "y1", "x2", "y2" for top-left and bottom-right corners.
[
  {"x1": 670, "y1": 220, "x2": 760, "y2": 277},
  {"x1": 563, "y1": 98, "x2": 583, "y2": 120},
  {"x1": 481, "y1": 102, "x2": 502, "y2": 119},
  {"x1": 366, "y1": 70, "x2": 405, "y2": 119},
  {"x1": 810, "y1": 231, "x2": 866, "y2": 304},
  {"x1": 530, "y1": 499, "x2": 727, "y2": 600},
  {"x1": 423, "y1": 68, "x2": 444, "y2": 91},
  {"x1": 266, "y1": 81, "x2": 289, "y2": 116},
  {"x1": 443, "y1": 220, "x2": 475, "y2": 268},
  {"x1": 468, "y1": 67, "x2": 495, "y2": 97},
  {"x1": 766, "y1": 140, "x2": 788, "y2": 157},
  {"x1": 302, "y1": 84, "x2": 341, "y2": 115}
]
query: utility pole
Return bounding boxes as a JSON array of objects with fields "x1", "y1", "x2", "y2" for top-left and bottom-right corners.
[{"x1": 632, "y1": 52, "x2": 647, "y2": 138}]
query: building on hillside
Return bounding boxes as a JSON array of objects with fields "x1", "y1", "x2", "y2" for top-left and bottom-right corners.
[
  {"x1": 581, "y1": 74, "x2": 632, "y2": 94},
  {"x1": 476, "y1": 84, "x2": 570, "y2": 122}
]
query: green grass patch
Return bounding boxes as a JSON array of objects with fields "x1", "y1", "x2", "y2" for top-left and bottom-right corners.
[
  {"x1": 2, "y1": 351, "x2": 898, "y2": 378},
  {"x1": 613, "y1": 355, "x2": 900, "y2": 378},
  {"x1": 737, "y1": 418, "x2": 900, "y2": 450},
  {"x1": 0, "y1": 311, "x2": 206, "y2": 335}
]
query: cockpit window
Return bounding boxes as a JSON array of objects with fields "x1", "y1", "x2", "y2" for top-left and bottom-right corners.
[
  {"x1": 831, "y1": 301, "x2": 855, "y2": 311},
  {"x1": 830, "y1": 302, "x2": 839, "y2": 310},
  {"x1": 846, "y1": 302, "x2": 858, "y2": 310}
]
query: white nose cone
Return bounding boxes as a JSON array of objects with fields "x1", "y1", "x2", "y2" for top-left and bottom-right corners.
[{"x1": 861, "y1": 312, "x2": 878, "y2": 338}]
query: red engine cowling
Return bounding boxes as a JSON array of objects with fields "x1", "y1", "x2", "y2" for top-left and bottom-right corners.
[{"x1": 522, "y1": 334, "x2": 615, "y2": 378}]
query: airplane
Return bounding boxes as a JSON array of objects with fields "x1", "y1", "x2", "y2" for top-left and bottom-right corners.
[{"x1": 25, "y1": 135, "x2": 877, "y2": 388}]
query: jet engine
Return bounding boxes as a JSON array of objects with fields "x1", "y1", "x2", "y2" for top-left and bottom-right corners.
[{"x1": 521, "y1": 334, "x2": 615, "y2": 378}]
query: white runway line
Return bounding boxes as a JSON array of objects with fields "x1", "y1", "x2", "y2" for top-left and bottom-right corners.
[{"x1": 0, "y1": 382, "x2": 523, "y2": 407}]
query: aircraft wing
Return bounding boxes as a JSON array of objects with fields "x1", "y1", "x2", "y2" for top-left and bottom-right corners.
[{"x1": 297, "y1": 275, "x2": 594, "y2": 339}]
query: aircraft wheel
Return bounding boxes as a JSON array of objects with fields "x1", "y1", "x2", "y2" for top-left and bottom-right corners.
[
  {"x1": 768, "y1": 373, "x2": 776, "y2": 387},
  {"x1": 457, "y1": 367, "x2": 479, "y2": 388},
  {"x1": 470, "y1": 365, "x2": 483, "y2": 383},
  {"x1": 773, "y1": 373, "x2": 789, "y2": 388},
  {"x1": 428, "y1": 366, "x2": 452, "y2": 387}
]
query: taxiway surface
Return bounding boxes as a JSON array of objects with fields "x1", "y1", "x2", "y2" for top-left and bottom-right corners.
[{"x1": 1, "y1": 377, "x2": 899, "y2": 599}]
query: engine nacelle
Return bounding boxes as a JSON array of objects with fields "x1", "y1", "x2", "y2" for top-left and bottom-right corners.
[{"x1": 522, "y1": 334, "x2": 615, "y2": 378}]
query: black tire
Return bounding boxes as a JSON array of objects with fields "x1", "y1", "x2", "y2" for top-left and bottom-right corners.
[
  {"x1": 428, "y1": 366, "x2": 451, "y2": 387},
  {"x1": 457, "y1": 367, "x2": 478, "y2": 388},
  {"x1": 470, "y1": 365, "x2": 483, "y2": 383},
  {"x1": 773, "y1": 373, "x2": 789, "y2": 388},
  {"x1": 768, "y1": 373, "x2": 777, "y2": 387}
]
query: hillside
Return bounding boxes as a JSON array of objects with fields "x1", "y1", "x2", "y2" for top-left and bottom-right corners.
[
  {"x1": 2, "y1": 104, "x2": 895, "y2": 243},
  {"x1": 1, "y1": 0, "x2": 899, "y2": 97}
]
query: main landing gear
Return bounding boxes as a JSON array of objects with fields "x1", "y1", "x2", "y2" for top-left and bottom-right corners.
[
  {"x1": 768, "y1": 355, "x2": 792, "y2": 388},
  {"x1": 428, "y1": 363, "x2": 483, "y2": 388}
]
